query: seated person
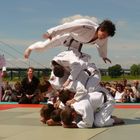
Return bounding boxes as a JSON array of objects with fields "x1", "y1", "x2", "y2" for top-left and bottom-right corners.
[
  {"x1": 10, "y1": 81, "x2": 23, "y2": 102},
  {"x1": 2, "y1": 81, "x2": 12, "y2": 102},
  {"x1": 19, "y1": 67, "x2": 40, "y2": 104},
  {"x1": 38, "y1": 80, "x2": 56, "y2": 103}
]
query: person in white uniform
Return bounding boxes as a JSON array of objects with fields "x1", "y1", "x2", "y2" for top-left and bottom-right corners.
[
  {"x1": 0, "y1": 54, "x2": 6, "y2": 101},
  {"x1": 49, "y1": 49, "x2": 101, "y2": 101},
  {"x1": 24, "y1": 18, "x2": 116, "y2": 63},
  {"x1": 59, "y1": 91, "x2": 94, "y2": 128},
  {"x1": 60, "y1": 90, "x2": 124, "y2": 128}
]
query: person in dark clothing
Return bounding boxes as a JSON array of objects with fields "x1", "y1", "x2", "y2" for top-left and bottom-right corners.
[{"x1": 19, "y1": 67, "x2": 40, "y2": 104}]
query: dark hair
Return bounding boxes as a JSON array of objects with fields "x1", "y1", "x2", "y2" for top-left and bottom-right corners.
[
  {"x1": 59, "y1": 90, "x2": 71, "y2": 104},
  {"x1": 39, "y1": 80, "x2": 51, "y2": 92},
  {"x1": 99, "y1": 20, "x2": 116, "y2": 37},
  {"x1": 60, "y1": 106, "x2": 74, "y2": 125},
  {"x1": 27, "y1": 67, "x2": 34, "y2": 72},
  {"x1": 50, "y1": 108, "x2": 61, "y2": 122},
  {"x1": 53, "y1": 65, "x2": 64, "y2": 78},
  {"x1": 40, "y1": 104, "x2": 55, "y2": 120}
]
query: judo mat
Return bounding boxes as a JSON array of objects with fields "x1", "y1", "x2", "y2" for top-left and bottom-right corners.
[{"x1": 0, "y1": 103, "x2": 140, "y2": 140}]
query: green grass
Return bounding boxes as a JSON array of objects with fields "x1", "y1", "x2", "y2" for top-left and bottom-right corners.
[
  {"x1": 4, "y1": 75, "x2": 140, "y2": 83},
  {"x1": 101, "y1": 75, "x2": 140, "y2": 82}
]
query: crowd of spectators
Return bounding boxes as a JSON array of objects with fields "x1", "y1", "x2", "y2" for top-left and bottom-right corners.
[
  {"x1": 0, "y1": 71, "x2": 140, "y2": 104},
  {"x1": 0, "y1": 67, "x2": 57, "y2": 104},
  {"x1": 100, "y1": 79, "x2": 140, "y2": 103}
]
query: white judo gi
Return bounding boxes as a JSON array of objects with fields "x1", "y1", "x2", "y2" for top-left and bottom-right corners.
[
  {"x1": 71, "y1": 89, "x2": 115, "y2": 128},
  {"x1": 49, "y1": 50, "x2": 101, "y2": 100},
  {"x1": 25, "y1": 18, "x2": 108, "y2": 59},
  {"x1": 64, "y1": 66, "x2": 115, "y2": 128},
  {"x1": 71, "y1": 97, "x2": 94, "y2": 128},
  {"x1": 89, "y1": 89, "x2": 115, "y2": 127},
  {"x1": 0, "y1": 54, "x2": 6, "y2": 101}
]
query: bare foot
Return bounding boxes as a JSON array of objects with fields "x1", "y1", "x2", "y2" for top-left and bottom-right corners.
[{"x1": 113, "y1": 117, "x2": 125, "y2": 125}]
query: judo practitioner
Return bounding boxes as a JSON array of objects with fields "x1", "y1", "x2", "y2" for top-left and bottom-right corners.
[
  {"x1": 24, "y1": 18, "x2": 115, "y2": 63},
  {"x1": 60, "y1": 90, "x2": 124, "y2": 128},
  {"x1": 49, "y1": 49, "x2": 101, "y2": 101}
]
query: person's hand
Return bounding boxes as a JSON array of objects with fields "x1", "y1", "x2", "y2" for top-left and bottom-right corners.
[
  {"x1": 26, "y1": 94, "x2": 30, "y2": 98},
  {"x1": 46, "y1": 119, "x2": 55, "y2": 126},
  {"x1": 40, "y1": 117, "x2": 46, "y2": 124},
  {"x1": 47, "y1": 119, "x2": 61, "y2": 126},
  {"x1": 62, "y1": 79, "x2": 71, "y2": 89},
  {"x1": 42, "y1": 33, "x2": 52, "y2": 40},
  {"x1": 103, "y1": 57, "x2": 112, "y2": 63},
  {"x1": 66, "y1": 99, "x2": 76, "y2": 106},
  {"x1": 24, "y1": 48, "x2": 31, "y2": 59},
  {"x1": 17, "y1": 95, "x2": 22, "y2": 98},
  {"x1": 53, "y1": 100, "x2": 61, "y2": 108}
]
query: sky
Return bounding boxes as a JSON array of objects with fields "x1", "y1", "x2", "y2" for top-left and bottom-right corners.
[{"x1": 0, "y1": 0, "x2": 140, "y2": 69}]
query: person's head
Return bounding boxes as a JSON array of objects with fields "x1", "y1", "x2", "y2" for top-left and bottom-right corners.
[
  {"x1": 40, "y1": 104, "x2": 55, "y2": 121},
  {"x1": 14, "y1": 81, "x2": 22, "y2": 90},
  {"x1": 116, "y1": 83, "x2": 124, "y2": 92},
  {"x1": 27, "y1": 67, "x2": 34, "y2": 78},
  {"x1": 50, "y1": 108, "x2": 62, "y2": 122},
  {"x1": 133, "y1": 80, "x2": 139, "y2": 87},
  {"x1": 39, "y1": 80, "x2": 52, "y2": 93},
  {"x1": 52, "y1": 61, "x2": 64, "y2": 78},
  {"x1": 97, "y1": 20, "x2": 116, "y2": 39},
  {"x1": 60, "y1": 106, "x2": 75, "y2": 126},
  {"x1": 58, "y1": 89, "x2": 75, "y2": 105}
]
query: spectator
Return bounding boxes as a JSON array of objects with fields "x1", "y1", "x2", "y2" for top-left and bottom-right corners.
[
  {"x1": 114, "y1": 83, "x2": 124, "y2": 103},
  {"x1": 2, "y1": 81, "x2": 12, "y2": 102},
  {"x1": 121, "y1": 87, "x2": 131, "y2": 103},
  {"x1": 131, "y1": 80, "x2": 140, "y2": 102},
  {"x1": 19, "y1": 67, "x2": 40, "y2": 104},
  {"x1": 10, "y1": 81, "x2": 23, "y2": 102},
  {"x1": 38, "y1": 80, "x2": 56, "y2": 103},
  {"x1": 128, "y1": 88, "x2": 137, "y2": 103}
]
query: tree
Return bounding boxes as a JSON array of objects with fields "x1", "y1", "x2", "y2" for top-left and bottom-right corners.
[
  {"x1": 108, "y1": 64, "x2": 123, "y2": 78},
  {"x1": 137, "y1": 64, "x2": 140, "y2": 75},
  {"x1": 130, "y1": 64, "x2": 140, "y2": 76}
]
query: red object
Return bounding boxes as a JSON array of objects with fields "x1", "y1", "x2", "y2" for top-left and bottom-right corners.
[
  {"x1": 0, "y1": 104, "x2": 43, "y2": 110},
  {"x1": 0, "y1": 104, "x2": 140, "y2": 111}
]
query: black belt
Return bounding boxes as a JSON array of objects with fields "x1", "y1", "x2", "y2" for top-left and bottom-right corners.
[
  {"x1": 84, "y1": 69, "x2": 98, "y2": 77},
  {"x1": 75, "y1": 114, "x2": 82, "y2": 123},
  {"x1": 99, "y1": 91, "x2": 107, "y2": 103},
  {"x1": 64, "y1": 38, "x2": 83, "y2": 53},
  {"x1": 84, "y1": 69, "x2": 91, "y2": 76}
]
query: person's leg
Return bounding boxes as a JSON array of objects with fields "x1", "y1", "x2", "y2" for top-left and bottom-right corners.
[
  {"x1": 28, "y1": 34, "x2": 69, "y2": 51},
  {"x1": 94, "y1": 100, "x2": 115, "y2": 127},
  {"x1": 18, "y1": 96, "x2": 29, "y2": 104},
  {"x1": 31, "y1": 96, "x2": 40, "y2": 104}
]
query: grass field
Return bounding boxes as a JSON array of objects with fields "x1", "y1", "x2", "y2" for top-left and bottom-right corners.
[{"x1": 101, "y1": 75, "x2": 140, "y2": 82}]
